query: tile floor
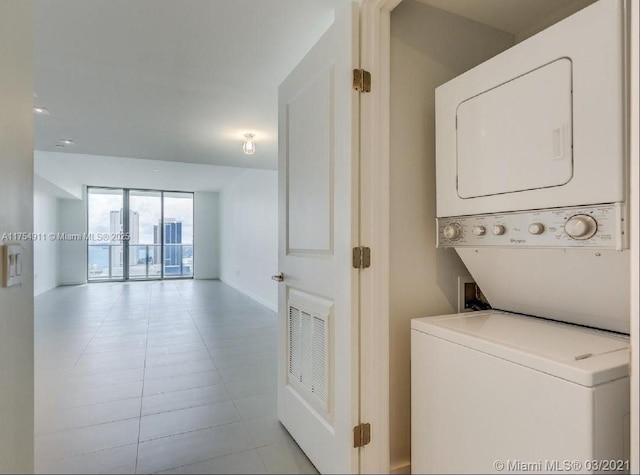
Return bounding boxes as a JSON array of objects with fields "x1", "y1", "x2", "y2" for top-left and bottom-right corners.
[{"x1": 34, "y1": 280, "x2": 318, "y2": 474}]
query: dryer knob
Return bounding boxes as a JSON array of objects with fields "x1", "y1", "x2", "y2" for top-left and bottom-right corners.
[
  {"x1": 565, "y1": 215, "x2": 598, "y2": 240},
  {"x1": 472, "y1": 226, "x2": 486, "y2": 236},
  {"x1": 492, "y1": 225, "x2": 506, "y2": 236},
  {"x1": 528, "y1": 223, "x2": 545, "y2": 235},
  {"x1": 443, "y1": 224, "x2": 462, "y2": 240}
]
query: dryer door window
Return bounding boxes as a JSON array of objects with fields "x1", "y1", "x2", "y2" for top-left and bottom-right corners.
[{"x1": 456, "y1": 58, "x2": 573, "y2": 199}]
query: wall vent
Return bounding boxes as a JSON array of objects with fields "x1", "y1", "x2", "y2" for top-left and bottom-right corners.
[{"x1": 287, "y1": 297, "x2": 330, "y2": 410}]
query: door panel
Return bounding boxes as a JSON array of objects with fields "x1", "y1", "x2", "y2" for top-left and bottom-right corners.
[
  {"x1": 287, "y1": 67, "x2": 334, "y2": 254},
  {"x1": 277, "y1": 3, "x2": 360, "y2": 473}
]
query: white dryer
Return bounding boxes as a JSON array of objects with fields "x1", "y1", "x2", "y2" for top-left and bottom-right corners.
[
  {"x1": 411, "y1": 311, "x2": 630, "y2": 474},
  {"x1": 434, "y1": 0, "x2": 631, "y2": 334}
]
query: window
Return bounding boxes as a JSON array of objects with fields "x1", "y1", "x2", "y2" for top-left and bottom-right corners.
[{"x1": 87, "y1": 187, "x2": 194, "y2": 281}]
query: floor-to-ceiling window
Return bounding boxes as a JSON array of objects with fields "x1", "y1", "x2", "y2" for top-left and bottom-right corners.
[
  {"x1": 129, "y1": 190, "x2": 162, "y2": 280},
  {"x1": 87, "y1": 187, "x2": 194, "y2": 281},
  {"x1": 162, "y1": 192, "x2": 194, "y2": 278},
  {"x1": 87, "y1": 188, "x2": 125, "y2": 281}
]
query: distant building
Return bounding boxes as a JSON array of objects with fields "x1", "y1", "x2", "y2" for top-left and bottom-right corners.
[{"x1": 154, "y1": 218, "x2": 184, "y2": 274}]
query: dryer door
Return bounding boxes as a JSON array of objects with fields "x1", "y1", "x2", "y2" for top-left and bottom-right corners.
[{"x1": 457, "y1": 59, "x2": 573, "y2": 199}]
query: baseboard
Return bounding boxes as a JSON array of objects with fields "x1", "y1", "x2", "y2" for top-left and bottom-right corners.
[
  {"x1": 34, "y1": 283, "x2": 58, "y2": 296},
  {"x1": 219, "y1": 278, "x2": 277, "y2": 312},
  {"x1": 193, "y1": 274, "x2": 220, "y2": 280},
  {"x1": 390, "y1": 461, "x2": 411, "y2": 474}
]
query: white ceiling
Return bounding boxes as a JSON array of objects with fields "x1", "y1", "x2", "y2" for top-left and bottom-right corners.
[
  {"x1": 35, "y1": 0, "x2": 595, "y2": 175},
  {"x1": 34, "y1": 0, "x2": 344, "y2": 170},
  {"x1": 35, "y1": 151, "x2": 249, "y2": 198}
]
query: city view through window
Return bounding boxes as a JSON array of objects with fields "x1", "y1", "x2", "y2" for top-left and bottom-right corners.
[{"x1": 87, "y1": 188, "x2": 194, "y2": 281}]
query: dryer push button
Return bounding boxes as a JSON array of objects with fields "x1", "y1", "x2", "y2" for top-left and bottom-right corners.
[
  {"x1": 473, "y1": 226, "x2": 486, "y2": 236},
  {"x1": 492, "y1": 225, "x2": 506, "y2": 236},
  {"x1": 528, "y1": 223, "x2": 545, "y2": 235}
]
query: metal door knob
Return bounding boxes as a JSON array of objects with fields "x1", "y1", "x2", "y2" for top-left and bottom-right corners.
[{"x1": 271, "y1": 273, "x2": 284, "y2": 282}]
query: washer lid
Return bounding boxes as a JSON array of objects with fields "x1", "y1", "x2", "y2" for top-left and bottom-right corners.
[{"x1": 411, "y1": 310, "x2": 629, "y2": 387}]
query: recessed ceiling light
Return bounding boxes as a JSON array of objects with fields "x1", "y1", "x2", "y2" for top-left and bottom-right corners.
[
  {"x1": 34, "y1": 107, "x2": 50, "y2": 115},
  {"x1": 60, "y1": 139, "x2": 75, "y2": 145},
  {"x1": 152, "y1": 168, "x2": 160, "y2": 172}
]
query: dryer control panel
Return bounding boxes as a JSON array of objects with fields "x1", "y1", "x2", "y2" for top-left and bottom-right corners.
[{"x1": 437, "y1": 204, "x2": 627, "y2": 250}]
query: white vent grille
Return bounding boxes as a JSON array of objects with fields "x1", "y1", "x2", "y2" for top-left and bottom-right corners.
[
  {"x1": 311, "y1": 316, "x2": 327, "y2": 402},
  {"x1": 288, "y1": 301, "x2": 329, "y2": 408}
]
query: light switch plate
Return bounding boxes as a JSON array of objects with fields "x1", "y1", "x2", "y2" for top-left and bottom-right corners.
[{"x1": 2, "y1": 243, "x2": 23, "y2": 287}]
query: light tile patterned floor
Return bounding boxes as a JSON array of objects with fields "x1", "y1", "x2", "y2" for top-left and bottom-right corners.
[{"x1": 34, "y1": 280, "x2": 318, "y2": 474}]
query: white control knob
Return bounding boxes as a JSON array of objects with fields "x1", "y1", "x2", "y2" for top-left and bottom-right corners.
[
  {"x1": 443, "y1": 224, "x2": 462, "y2": 240},
  {"x1": 492, "y1": 225, "x2": 506, "y2": 236},
  {"x1": 528, "y1": 223, "x2": 545, "y2": 235},
  {"x1": 565, "y1": 215, "x2": 598, "y2": 240},
  {"x1": 472, "y1": 226, "x2": 486, "y2": 236}
]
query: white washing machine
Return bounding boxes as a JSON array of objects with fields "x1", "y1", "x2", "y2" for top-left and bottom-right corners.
[{"x1": 411, "y1": 311, "x2": 630, "y2": 474}]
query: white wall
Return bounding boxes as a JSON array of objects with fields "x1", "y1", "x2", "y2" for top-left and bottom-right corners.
[
  {"x1": 220, "y1": 170, "x2": 278, "y2": 310},
  {"x1": 389, "y1": 2, "x2": 514, "y2": 470},
  {"x1": 194, "y1": 191, "x2": 220, "y2": 279},
  {"x1": 34, "y1": 151, "x2": 246, "y2": 199},
  {"x1": 630, "y1": 0, "x2": 639, "y2": 470},
  {"x1": 58, "y1": 196, "x2": 87, "y2": 285},
  {"x1": 0, "y1": 1, "x2": 34, "y2": 471},
  {"x1": 33, "y1": 176, "x2": 64, "y2": 295}
]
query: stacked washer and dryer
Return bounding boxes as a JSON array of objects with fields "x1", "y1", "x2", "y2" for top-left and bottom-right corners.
[{"x1": 411, "y1": 1, "x2": 632, "y2": 473}]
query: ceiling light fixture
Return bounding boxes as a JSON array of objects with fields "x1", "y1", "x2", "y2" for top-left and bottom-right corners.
[
  {"x1": 60, "y1": 139, "x2": 75, "y2": 145},
  {"x1": 242, "y1": 133, "x2": 256, "y2": 156},
  {"x1": 34, "y1": 107, "x2": 50, "y2": 115}
]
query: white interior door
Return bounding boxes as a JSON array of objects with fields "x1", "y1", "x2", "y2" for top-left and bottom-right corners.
[{"x1": 276, "y1": 2, "x2": 360, "y2": 473}]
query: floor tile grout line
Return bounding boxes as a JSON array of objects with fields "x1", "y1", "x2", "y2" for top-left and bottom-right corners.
[
  {"x1": 174, "y1": 283, "x2": 251, "y2": 446},
  {"x1": 36, "y1": 440, "x2": 139, "y2": 467},
  {"x1": 34, "y1": 413, "x2": 143, "y2": 437},
  {"x1": 68, "y1": 284, "x2": 127, "y2": 372},
  {"x1": 36, "y1": 375, "x2": 145, "y2": 394},
  {"x1": 151, "y1": 446, "x2": 268, "y2": 475},
  {"x1": 143, "y1": 367, "x2": 221, "y2": 383},
  {"x1": 134, "y1": 285, "x2": 153, "y2": 474},
  {"x1": 36, "y1": 379, "x2": 268, "y2": 429},
  {"x1": 35, "y1": 392, "x2": 143, "y2": 412},
  {"x1": 142, "y1": 380, "x2": 223, "y2": 398},
  {"x1": 136, "y1": 417, "x2": 242, "y2": 445},
  {"x1": 175, "y1": 283, "x2": 281, "y2": 474},
  {"x1": 137, "y1": 394, "x2": 236, "y2": 418},
  {"x1": 176, "y1": 283, "x2": 279, "y2": 432},
  {"x1": 35, "y1": 281, "x2": 292, "y2": 474}
]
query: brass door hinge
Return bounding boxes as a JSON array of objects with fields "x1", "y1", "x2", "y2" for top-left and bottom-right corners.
[
  {"x1": 353, "y1": 69, "x2": 372, "y2": 93},
  {"x1": 352, "y1": 246, "x2": 371, "y2": 269},
  {"x1": 353, "y1": 423, "x2": 371, "y2": 448}
]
